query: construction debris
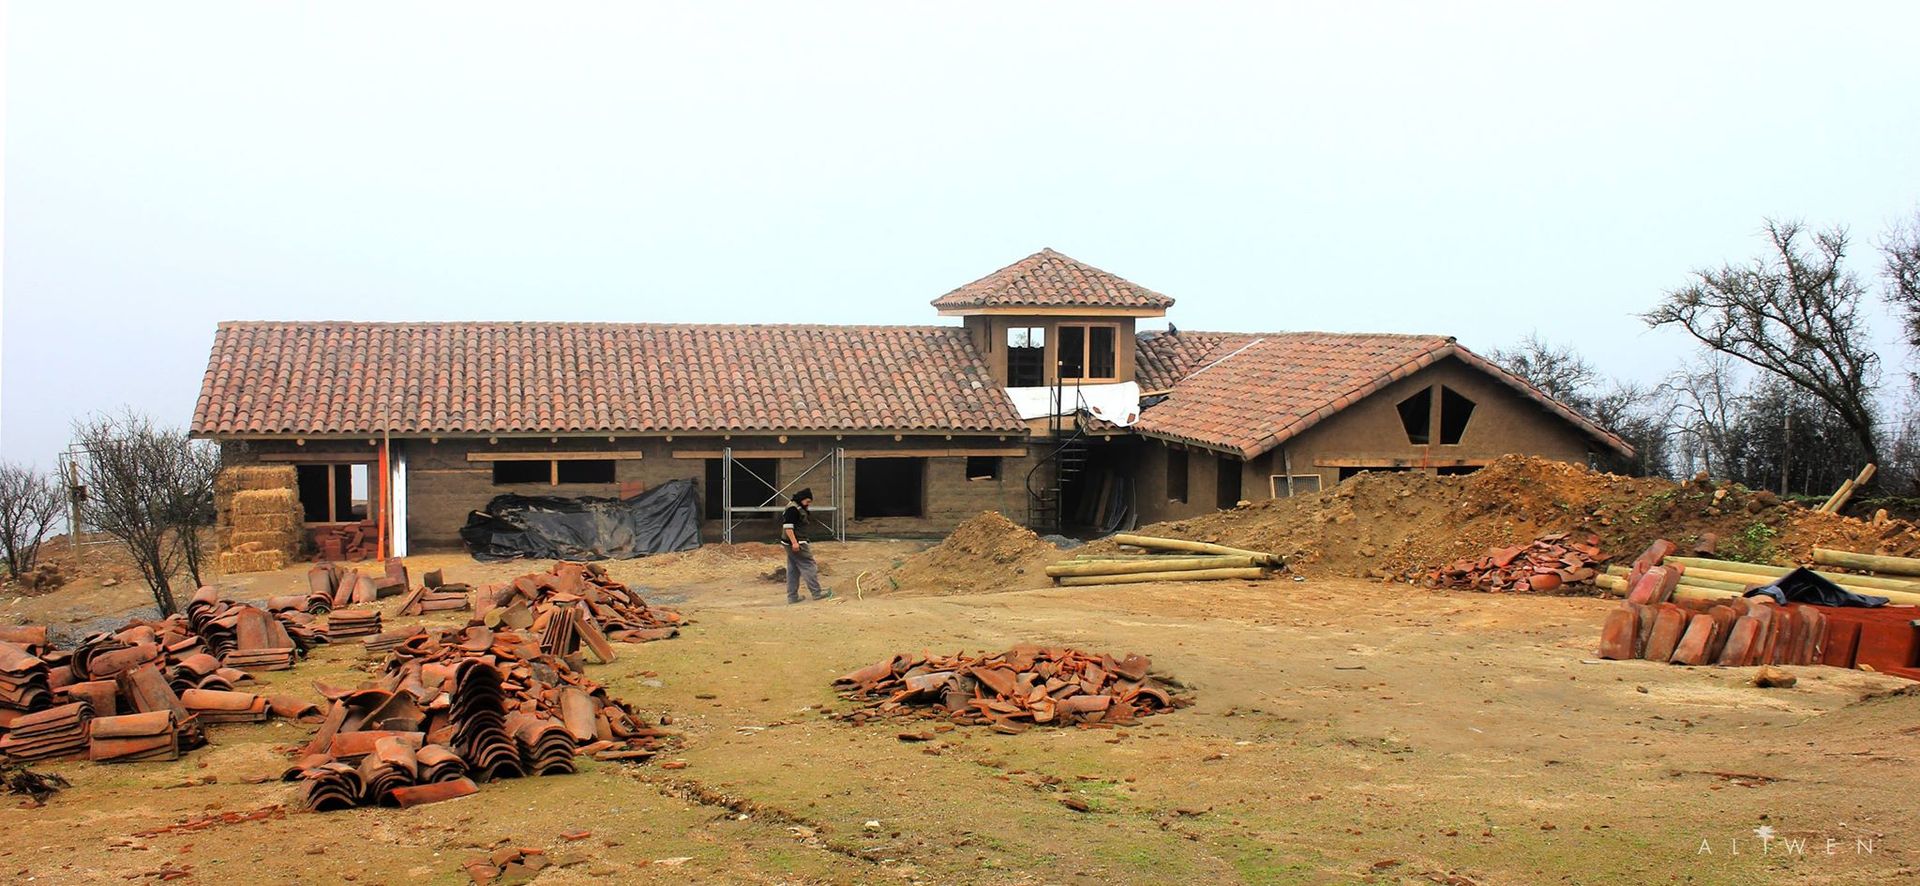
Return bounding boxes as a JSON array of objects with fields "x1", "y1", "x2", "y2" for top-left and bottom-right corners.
[
  {"x1": 1430, "y1": 532, "x2": 1609, "y2": 593},
  {"x1": 289, "y1": 617, "x2": 677, "y2": 812},
  {"x1": 0, "y1": 761, "x2": 70, "y2": 805},
  {"x1": 462, "y1": 845, "x2": 577, "y2": 885},
  {"x1": 832, "y1": 644, "x2": 1188, "y2": 729},
  {"x1": 1045, "y1": 533, "x2": 1282, "y2": 587}
]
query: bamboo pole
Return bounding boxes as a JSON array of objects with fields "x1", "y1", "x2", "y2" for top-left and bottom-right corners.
[
  {"x1": 1047, "y1": 556, "x2": 1260, "y2": 577},
  {"x1": 1665, "y1": 556, "x2": 1920, "y2": 593},
  {"x1": 1057, "y1": 567, "x2": 1269, "y2": 586},
  {"x1": 1812, "y1": 547, "x2": 1920, "y2": 578},
  {"x1": 1111, "y1": 534, "x2": 1282, "y2": 566}
]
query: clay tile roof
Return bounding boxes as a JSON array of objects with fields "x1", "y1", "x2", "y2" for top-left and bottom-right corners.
[
  {"x1": 1132, "y1": 330, "x2": 1632, "y2": 459},
  {"x1": 931, "y1": 248, "x2": 1174, "y2": 312},
  {"x1": 192, "y1": 322, "x2": 1025, "y2": 437}
]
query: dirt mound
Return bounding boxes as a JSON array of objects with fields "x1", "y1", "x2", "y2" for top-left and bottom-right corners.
[
  {"x1": 887, "y1": 511, "x2": 1058, "y2": 595},
  {"x1": 1109, "y1": 455, "x2": 1920, "y2": 581}
]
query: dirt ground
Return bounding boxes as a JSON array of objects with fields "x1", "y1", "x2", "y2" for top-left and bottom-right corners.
[{"x1": 4, "y1": 541, "x2": 1920, "y2": 884}]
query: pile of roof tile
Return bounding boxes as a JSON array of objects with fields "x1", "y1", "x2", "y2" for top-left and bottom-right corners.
[
  {"x1": 475, "y1": 562, "x2": 686, "y2": 652},
  {"x1": 183, "y1": 586, "x2": 326, "y2": 665},
  {"x1": 298, "y1": 559, "x2": 410, "y2": 613},
  {"x1": 0, "y1": 702, "x2": 93, "y2": 762},
  {"x1": 0, "y1": 631, "x2": 52, "y2": 713},
  {"x1": 309, "y1": 521, "x2": 378, "y2": 562},
  {"x1": 832, "y1": 644, "x2": 1187, "y2": 733},
  {"x1": 288, "y1": 622, "x2": 675, "y2": 812},
  {"x1": 395, "y1": 569, "x2": 473, "y2": 616},
  {"x1": 1430, "y1": 532, "x2": 1609, "y2": 593},
  {"x1": 0, "y1": 594, "x2": 330, "y2": 766},
  {"x1": 327, "y1": 609, "x2": 383, "y2": 639},
  {"x1": 89, "y1": 710, "x2": 184, "y2": 762}
]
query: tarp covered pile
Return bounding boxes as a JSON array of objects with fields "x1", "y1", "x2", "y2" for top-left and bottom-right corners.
[
  {"x1": 832, "y1": 644, "x2": 1188, "y2": 733},
  {"x1": 459, "y1": 479, "x2": 701, "y2": 561}
]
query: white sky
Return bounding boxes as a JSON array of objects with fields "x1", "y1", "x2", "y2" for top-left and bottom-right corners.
[{"x1": 4, "y1": 2, "x2": 1917, "y2": 468}]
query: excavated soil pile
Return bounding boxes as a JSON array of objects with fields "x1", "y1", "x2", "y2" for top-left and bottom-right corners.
[
  {"x1": 1104, "y1": 455, "x2": 1920, "y2": 582},
  {"x1": 888, "y1": 511, "x2": 1058, "y2": 595}
]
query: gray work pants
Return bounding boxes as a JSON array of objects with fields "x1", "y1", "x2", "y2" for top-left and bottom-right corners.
[{"x1": 786, "y1": 543, "x2": 825, "y2": 602}]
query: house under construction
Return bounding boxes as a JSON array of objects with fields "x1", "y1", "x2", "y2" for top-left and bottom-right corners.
[{"x1": 191, "y1": 248, "x2": 1630, "y2": 554}]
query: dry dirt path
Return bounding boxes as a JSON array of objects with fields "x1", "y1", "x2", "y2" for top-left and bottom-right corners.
[{"x1": 3, "y1": 541, "x2": 1917, "y2": 884}]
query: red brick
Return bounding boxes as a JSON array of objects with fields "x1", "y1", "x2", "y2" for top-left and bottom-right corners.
[
  {"x1": 1645, "y1": 605, "x2": 1689, "y2": 662},
  {"x1": 1671, "y1": 614, "x2": 1720, "y2": 665},
  {"x1": 1598, "y1": 607, "x2": 1640, "y2": 660},
  {"x1": 1820, "y1": 619, "x2": 1861, "y2": 668},
  {"x1": 1718, "y1": 616, "x2": 1762, "y2": 666}
]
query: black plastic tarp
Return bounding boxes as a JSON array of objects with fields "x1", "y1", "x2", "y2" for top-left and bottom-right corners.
[
  {"x1": 1743, "y1": 566, "x2": 1890, "y2": 608},
  {"x1": 460, "y1": 479, "x2": 702, "y2": 561}
]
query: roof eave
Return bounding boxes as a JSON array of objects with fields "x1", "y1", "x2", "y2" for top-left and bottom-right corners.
[{"x1": 934, "y1": 305, "x2": 1169, "y2": 318}]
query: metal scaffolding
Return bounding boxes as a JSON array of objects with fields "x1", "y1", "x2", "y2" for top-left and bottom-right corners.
[{"x1": 720, "y1": 447, "x2": 846, "y2": 544}]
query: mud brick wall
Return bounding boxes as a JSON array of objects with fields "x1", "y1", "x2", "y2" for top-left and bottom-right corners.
[{"x1": 220, "y1": 435, "x2": 1041, "y2": 550}]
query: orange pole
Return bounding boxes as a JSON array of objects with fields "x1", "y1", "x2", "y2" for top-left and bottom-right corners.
[{"x1": 377, "y1": 431, "x2": 390, "y2": 561}]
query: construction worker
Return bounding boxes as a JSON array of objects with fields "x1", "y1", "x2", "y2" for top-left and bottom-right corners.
[{"x1": 781, "y1": 488, "x2": 832, "y2": 604}]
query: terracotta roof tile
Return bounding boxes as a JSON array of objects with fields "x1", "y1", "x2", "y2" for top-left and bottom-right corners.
[
  {"x1": 192, "y1": 322, "x2": 1024, "y2": 437},
  {"x1": 931, "y1": 249, "x2": 1174, "y2": 312},
  {"x1": 1132, "y1": 330, "x2": 1632, "y2": 459}
]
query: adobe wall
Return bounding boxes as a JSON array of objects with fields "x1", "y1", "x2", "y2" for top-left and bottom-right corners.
[{"x1": 219, "y1": 434, "x2": 1042, "y2": 550}]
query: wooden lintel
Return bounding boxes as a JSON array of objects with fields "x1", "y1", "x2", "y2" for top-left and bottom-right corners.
[
  {"x1": 465, "y1": 451, "x2": 648, "y2": 462},
  {"x1": 671, "y1": 450, "x2": 805, "y2": 460},
  {"x1": 254, "y1": 453, "x2": 374, "y2": 464},
  {"x1": 1311, "y1": 457, "x2": 1492, "y2": 469},
  {"x1": 842, "y1": 447, "x2": 1029, "y2": 458}
]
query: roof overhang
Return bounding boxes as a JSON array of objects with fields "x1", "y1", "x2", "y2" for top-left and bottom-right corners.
[{"x1": 935, "y1": 305, "x2": 1168, "y2": 318}]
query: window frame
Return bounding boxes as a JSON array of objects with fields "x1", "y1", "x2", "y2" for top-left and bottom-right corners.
[
  {"x1": 964, "y1": 455, "x2": 1002, "y2": 481},
  {"x1": 1006, "y1": 325, "x2": 1047, "y2": 387},
  {"x1": 1055, "y1": 321, "x2": 1122, "y2": 382}
]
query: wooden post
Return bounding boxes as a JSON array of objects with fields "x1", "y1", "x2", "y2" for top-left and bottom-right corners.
[
  {"x1": 1057, "y1": 566, "x2": 1268, "y2": 586},
  {"x1": 1824, "y1": 464, "x2": 1875, "y2": 514},
  {"x1": 377, "y1": 431, "x2": 390, "y2": 561},
  {"x1": 1813, "y1": 547, "x2": 1920, "y2": 578},
  {"x1": 1047, "y1": 556, "x2": 1260, "y2": 577}
]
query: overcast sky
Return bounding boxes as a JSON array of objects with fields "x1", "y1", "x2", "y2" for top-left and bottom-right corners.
[{"x1": 4, "y1": 2, "x2": 1917, "y2": 468}]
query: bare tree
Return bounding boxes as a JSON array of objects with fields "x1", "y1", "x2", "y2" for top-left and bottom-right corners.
[
  {"x1": 1662, "y1": 355, "x2": 1742, "y2": 479},
  {"x1": 0, "y1": 463, "x2": 64, "y2": 580},
  {"x1": 1645, "y1": 219, "x2": 1883, "y2": 468},
  {"x1": 1491, "y1": 336, "x2": 1673, "y2": 477},
  {"x1": 1489, "y1": 334, "x2": 1599, "y2": 407},
  {"x1": 71, "y1": 411, "x2": 219, "y2": 616},
  {"x1": 1886, "y1": 211, "x2": 1920, "y2": 350}
]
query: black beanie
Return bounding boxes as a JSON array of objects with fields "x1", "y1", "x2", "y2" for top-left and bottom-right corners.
[{"x1": 792, "y1": 488, "x2": 813, "y2": 503}]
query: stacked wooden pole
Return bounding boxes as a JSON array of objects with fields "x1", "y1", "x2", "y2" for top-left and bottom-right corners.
[{"x1": 1047, "y1": 534, "x2": 1281, "y2": 586}]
